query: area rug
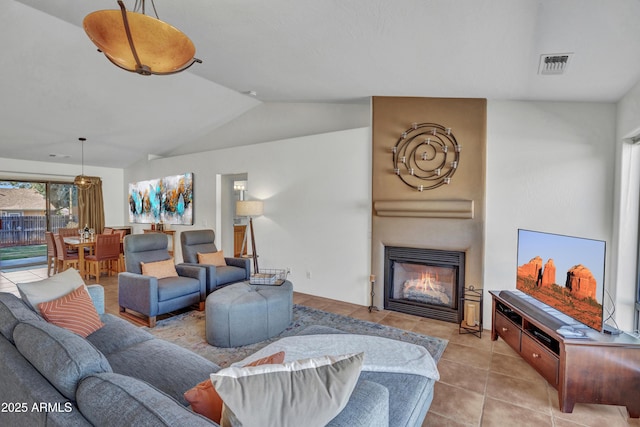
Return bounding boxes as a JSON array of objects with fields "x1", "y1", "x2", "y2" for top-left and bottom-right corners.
[{"x1": 146, "y1": 304, "x2": 448, "y2": 368}]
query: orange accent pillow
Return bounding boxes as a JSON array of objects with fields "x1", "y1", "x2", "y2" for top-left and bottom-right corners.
[
  {"x1": 184, "y1": 351, "x2": 285, "y2": 423},
  {"x1": 197, "y1": 251, "x2": 227, "y2": 267},
  {"x1": 244, "y1": 351, "x2": 286, "y2": 367},
  {"x1": 38, "y1": 286, "x2": 105, "y2": 338},
  {"x1": 140, "y1": 258, "x2": 178, "y2": 279}
]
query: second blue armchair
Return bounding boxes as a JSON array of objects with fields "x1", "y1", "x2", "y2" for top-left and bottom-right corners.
[{"x1": 180, "y1": 229, "x2": 250, "y2": 294}]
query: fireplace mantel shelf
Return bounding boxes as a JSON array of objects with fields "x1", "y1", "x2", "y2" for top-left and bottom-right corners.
[{"x1": 374, "y1": 200, "x2": 474, "y2": 219}]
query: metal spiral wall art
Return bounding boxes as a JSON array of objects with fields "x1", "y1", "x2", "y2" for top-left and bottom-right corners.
[{"x1": 392, "y1": 122, "x2": 461, "y2": 191}]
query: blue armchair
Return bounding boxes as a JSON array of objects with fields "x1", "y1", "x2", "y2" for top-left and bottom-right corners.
[
  {"x1": 118, "y1": 233, "x2": 206, "y2": 327},
  {"x1": 179, "y1": 229, "x2": 250, "y2": 294}
]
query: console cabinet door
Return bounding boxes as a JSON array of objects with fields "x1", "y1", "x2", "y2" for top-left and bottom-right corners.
[
  {"x1": 495, "y1": 312, "x2": 521, "y2": 351},
  {"x1": 521, "y1": 333, "x2": 559, "y2": 386}
]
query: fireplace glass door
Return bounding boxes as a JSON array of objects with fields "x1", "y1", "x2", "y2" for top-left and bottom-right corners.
[
  {"x1": 392, "y1": 262, "x2": 457, "y2": 308},
  {"x1": 384, "y1": 246, "x2": 465, "y2": 323}
]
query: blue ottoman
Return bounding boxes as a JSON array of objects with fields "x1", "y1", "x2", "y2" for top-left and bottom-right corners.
[{"x1": 205, "y1": 281, "x2": 293, "y2": 347}]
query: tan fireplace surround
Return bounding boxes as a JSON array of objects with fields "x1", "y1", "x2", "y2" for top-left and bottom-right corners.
[{"x1": 371, "y1": 96, "x2": 487, "y2": 314}]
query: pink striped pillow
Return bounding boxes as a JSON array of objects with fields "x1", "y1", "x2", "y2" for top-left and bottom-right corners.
[{"x1": 38, "y1": 286, "x2": 104, "y2": 338}]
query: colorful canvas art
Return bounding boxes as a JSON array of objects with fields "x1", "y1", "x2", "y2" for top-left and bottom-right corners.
[{"x1": 128, "y1": 173, "x2": 193, "y2": 225}]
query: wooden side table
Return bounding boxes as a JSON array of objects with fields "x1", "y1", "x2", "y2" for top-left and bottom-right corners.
[{"x1": 143, "y1": 229, "x2": 176, "y2": 256}]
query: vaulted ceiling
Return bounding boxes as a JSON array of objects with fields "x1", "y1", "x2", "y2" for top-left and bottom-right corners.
[{"x1": 3, "y1": 0, "x2": 640, "y2": 168}]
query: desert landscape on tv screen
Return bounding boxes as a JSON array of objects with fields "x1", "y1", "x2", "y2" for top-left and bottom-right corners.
[{"x1": 516, "y1": 230, "x2": 605, "y2": 331}]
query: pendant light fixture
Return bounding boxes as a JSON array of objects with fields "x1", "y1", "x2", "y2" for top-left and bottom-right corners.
[
  {"x1": 74, "y1": 137, "x2": 93, "y2": 190},
  {"x1": 83, "y1": 0, "x2": 201, "y2": 76}
]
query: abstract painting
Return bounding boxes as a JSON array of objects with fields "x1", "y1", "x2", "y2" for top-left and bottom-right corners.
[{"x1": 128, "y1": 173, "x2": 193, "y2": 225}]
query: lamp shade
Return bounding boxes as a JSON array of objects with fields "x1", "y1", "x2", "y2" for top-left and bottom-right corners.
[
  {"x1": 236, "y1": 200, "x2": 264, "y2": 217},
  {"x1": 83, "y1": 8, "x2": 198, "y2": 75}
]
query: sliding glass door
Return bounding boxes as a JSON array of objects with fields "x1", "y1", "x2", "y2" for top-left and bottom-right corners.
[
  {"x1": 0, "y1": 181, "x2": 78, "y2": 270},
  {"x1": 48, "y1": 182, "x2": 79, "y2": 232}
]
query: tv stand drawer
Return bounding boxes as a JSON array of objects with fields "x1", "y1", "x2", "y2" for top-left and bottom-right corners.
[
  {"x1": 521, "y1": 333, "x2": 558, "y2": 386},
  {"x1": 495, "y1": 311, "x2": 521, "y2": 351}
]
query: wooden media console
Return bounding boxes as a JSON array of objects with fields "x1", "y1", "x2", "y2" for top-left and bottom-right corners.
[{"x1": 490, "y1": 290, "x2": 640, "y2": 418}]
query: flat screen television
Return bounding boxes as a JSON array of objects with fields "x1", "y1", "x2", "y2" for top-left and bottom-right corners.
[{"x1": 516, "y1": 229, "x2": 606, "y2": 331}]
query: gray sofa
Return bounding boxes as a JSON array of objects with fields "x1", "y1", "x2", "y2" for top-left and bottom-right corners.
[{"x1": 0, "y1": 286, "x2": 434, "y2": 427}]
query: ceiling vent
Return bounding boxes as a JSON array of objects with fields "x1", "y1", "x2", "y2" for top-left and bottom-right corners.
[{"x1": 538, "y1": 53, "x2": 573, "y2": 75}]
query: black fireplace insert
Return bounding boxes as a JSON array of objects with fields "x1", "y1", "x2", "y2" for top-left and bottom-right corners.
[{"x1": 384, "y1": 246, "x2": 465, "y2": 323}]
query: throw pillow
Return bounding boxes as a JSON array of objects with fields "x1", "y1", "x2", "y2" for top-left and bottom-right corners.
[
  {"x1": 211, "y1": 352, "x2": 363, "y2": 427},
  {"x1": 184, "y1": 351, "x2": 285, "y2": 423},
  {"x1": 197, "y1": 251, "x2": 227, "y2": 267},
  {"x1": 39, "y1": 286, "x2": 104, "y2": 338},
  {"x1": 16, "y1": 268, "x2": 86, "y2": 314},
  {"x1": 140, "y1": 258, "x2": 178, "y2": 279}
]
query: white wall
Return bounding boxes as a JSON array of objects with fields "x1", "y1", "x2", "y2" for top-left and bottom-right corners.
[
  {"x1": 613, "y1": 81, "x2": 640, "y2": 331},
  {"x1": 124, "y1": 128, "x2": 372, "y2": 305},
  {"x1": 484, "y1": 101, "x2": 618, "y2": 329},
  {"x1": 0, "y1": 157, "x2": 125, "y2": 227}
]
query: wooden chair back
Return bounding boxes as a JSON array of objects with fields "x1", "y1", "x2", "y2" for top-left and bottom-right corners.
[
  {"x1": 94, "y1": 234, "x2": 121, "y2": 260},
  {"x1": 53, "y1": 234, "x2": 79, "y2": 273},
  {"x1": 45, "y1": 231, "x2": 57, "y2": 277},
  {"x1": 58, "y1": 228, "x2": 80, "y2": 238},
  {"x1": 113, "y1": 229, "x2": 127, "y2": 238},
  {"x1": 45, "y1": 231, "x2": 56, "y2": 258},
  {"x1": 54, "y1": 234, "x2": 77, "y2": 261}
]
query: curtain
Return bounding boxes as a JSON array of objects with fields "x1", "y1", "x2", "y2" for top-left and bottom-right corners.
[{"x1": 77, "y1": 176, "x2": 105, "y2": 233}]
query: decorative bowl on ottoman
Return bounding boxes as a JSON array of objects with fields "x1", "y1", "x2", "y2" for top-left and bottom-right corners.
[{"x1": 205, "y1": 281, "x2": 293, "y2": 347}]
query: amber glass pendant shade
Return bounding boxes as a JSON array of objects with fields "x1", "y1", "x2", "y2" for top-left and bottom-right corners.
[
  {"x1": 74, "y1": 137, "x2": 93, "y2": 190},
  {"x1": 74, "y1": 175, "x2": 92, "y2": 190},
  {"x1": 83, "y1": 1, "x2": 200, "y2": 75}
]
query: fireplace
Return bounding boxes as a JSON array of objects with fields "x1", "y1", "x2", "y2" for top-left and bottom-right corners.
[{"x1": 384, "y1": 246, "x2": 465, "y2": 323}]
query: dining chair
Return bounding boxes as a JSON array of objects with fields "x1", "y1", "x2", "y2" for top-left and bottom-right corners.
[
  {"x1": 53, "y1": 234, "x2": 80, "y2": 272},
  {"x1": 58, "y1": 228, "x2": 80, "y2": 237},
  {"x1": 56, "y1": 227, "x2": 81, "y2": 255},
  {"x1": 113, "y1": 229, "x2": 127, "y2": 239},
  {"x1": 113, "y1": 229, "x2": 127, "y2": 272},
  {"x1": 44, "y1": 231, "x2": 58, "y2": 277},
  {"x1": 103, "y1": 227, "x2": 114, "y2": 234},
  {"x1": 85, "y1": 234, "x2": 121, "y2": 283}
]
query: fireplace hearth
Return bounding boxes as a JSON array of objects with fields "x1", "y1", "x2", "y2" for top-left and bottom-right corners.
[{"x1": 384, "y1": 246, "x2": 465, "y2": 323}]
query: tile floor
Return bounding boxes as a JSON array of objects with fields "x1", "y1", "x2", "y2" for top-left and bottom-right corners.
[{"x1": 1, "y1": 266, "x2": 637, "y2": 426}]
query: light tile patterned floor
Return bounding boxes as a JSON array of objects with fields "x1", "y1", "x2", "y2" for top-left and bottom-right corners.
[{"x1": 1, "y1": 267, "x2": 637, "y2": 426}]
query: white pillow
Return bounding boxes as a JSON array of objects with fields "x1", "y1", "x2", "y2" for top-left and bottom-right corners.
[
  {"x1": 210, "y1": 353, "x2": 363, "y2": 427},
  {"x1": 16, "y1": 269, "x2": 86, "y2": 314}
]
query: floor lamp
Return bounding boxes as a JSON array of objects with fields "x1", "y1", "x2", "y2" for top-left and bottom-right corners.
[{"x1": 236, "y1": 200, "x2": 264, "y2": 274}]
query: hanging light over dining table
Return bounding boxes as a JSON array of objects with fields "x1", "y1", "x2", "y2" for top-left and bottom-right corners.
[
  {"x1": 74, "y1": 137, "x2": 93, "y2": 190},
  {"x1": 83, "y1": 0, "x2": 201, "y2": 75}
]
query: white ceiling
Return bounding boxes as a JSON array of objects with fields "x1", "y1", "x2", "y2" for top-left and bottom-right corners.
[{"x1": 3, "y1": 0, "x2": 640, "y2": 169}]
